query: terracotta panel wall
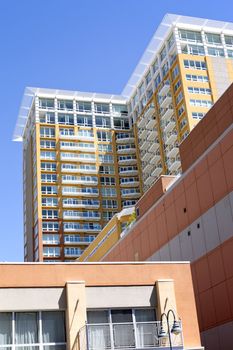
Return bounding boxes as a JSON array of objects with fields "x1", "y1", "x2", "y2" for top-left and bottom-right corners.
[
  {"x1": 103, "y1": 124, "x2": 233, "y2": 262},
  {"x1": 180, "y1": 82, "x2": 233, "y2": 172}
]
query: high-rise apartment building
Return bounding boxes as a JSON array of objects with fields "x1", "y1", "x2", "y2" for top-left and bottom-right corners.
[{"x1": 14, "y1": 14, "x2": 233, "y2": 261}]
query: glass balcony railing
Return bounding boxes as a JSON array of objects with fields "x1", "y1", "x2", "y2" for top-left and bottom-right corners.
[{"x1": 78, "y1": 321, "x2": 183, "y2": 350}]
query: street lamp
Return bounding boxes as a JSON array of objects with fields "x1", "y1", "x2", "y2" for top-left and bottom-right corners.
[{"x1": 158, "y1": 309, "x2": 182, "y2": 349}]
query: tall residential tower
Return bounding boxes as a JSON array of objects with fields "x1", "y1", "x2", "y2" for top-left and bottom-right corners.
[{"x1": 14, "y1": 14, "x2": 233, "y2": 261}]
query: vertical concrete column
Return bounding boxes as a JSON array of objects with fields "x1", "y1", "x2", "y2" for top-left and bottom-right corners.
[
  {"x1": 66, "y1": 281, "x2": 87, "y2": 350},
  {"x1": 155, "y1": 279, "x2": 177, "y2": 318}
]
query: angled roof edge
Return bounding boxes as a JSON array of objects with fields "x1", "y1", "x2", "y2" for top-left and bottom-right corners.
[{"x1": 121, "y1": 13, "x2": 233, "y2": 98}]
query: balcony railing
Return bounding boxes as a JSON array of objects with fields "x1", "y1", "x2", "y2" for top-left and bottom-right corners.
[{"x1": 78, "y1": 321, "x2": 183, "y2": 350}]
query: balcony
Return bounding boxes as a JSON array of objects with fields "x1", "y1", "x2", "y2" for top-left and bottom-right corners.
[
  {"x1": 62, "y1": 179, "x2": 98, "y2": 186},
  {"x1": 150, "y1": 153, "x2": 161, "y2": 164},
  {"x1": 59, "y1": 134, "x2": 79, "y2": 140},
  {"x1": 76, "y1": 135, "x2": 95, "y2": 142},
  {"x1": 141, "y1": 139, "x2": 150, "y2": 151},
  {"x1": 63, "y1": 201, "x2": 99, "y2": 209},
  {"x1": 144, "y1": 105, "x2": 155, "y2": 119},
  {"x1": 79, "y1": 321, "x2": 183, "y2": 350},
  {"x1": 167, "y1": 158, "x2": 181, "y2": 172},
  {"x1": 119, "y1": 169, "x2": 138, "y2": 176},
  {"x1": 160, "y1": 108, "x2": 173, "y2": 121},
  {"x1": 144, "y1": 163, "x2": 153, "y2": 174},
  {"x1": 159, "y1": 82, "x2": 170, "y2": 96},
  {"x1": 160, "y1": 94, "x2": 172, "y2": 109},
  {"x1": 167, "y1": 146, "x2": 179, "y2": 159},
  {"x1": 62, "y1": 189, "x2": 99, "y2": 197},
  {"x1": 117, "y1": 147, "x2": 136, "y2": 155},
  {"x1": 141, "y1": 152, "x2": 152, "y2": 162},
  {"x1": 116, "y1": 135, "x2": 135, "y2": 144},
  {"x1": 118, "y1": 158, "x2": 137, "y2": 165},
  {"x1": 144, "y1": 176, "x2": 155, "y2": 186},
  {"x1": 138, "y1": 129, "x2": 147, "y2": 140},
  {"x1": 64, "y1": 236, "x2": 95, "y2": 245},
  {"x1": 121, "y1": 190, "x2": 141, "y2": 199},
  {"x1": 63, "y1": 225, "x2": 101, "y2": 233},
  {"x1": 137, "y1": 117, "x2": 146, "y2": 128},
  {"x1": 63, "y1": 213, "x2": 101, "y2": 221},
  {"x1": 165, "y1": 132, "x2": 177, "y2": 145},
  {"x1": 149, "y1": 142, "x2": 160, "y2": 153},
  {"x1": 163, "y1": 119, "x2": 176, "y2": 134},
  {"x1": 148, "y1": 131, "x2": 158, "y2": 142},
  {"x1": 151, "y1": 167, "x2": 163, "y2": 177},
  {"x1": 120, "y1": 180, "x2": 140, "y2": 187},
  {"x1": 146, "y1": 118, "x2": 156, "y2": 129}
]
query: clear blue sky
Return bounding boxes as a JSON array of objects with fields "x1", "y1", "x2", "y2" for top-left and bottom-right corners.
[{"x1": 0, "y1": 0, "x2": 233, "y2": 261}]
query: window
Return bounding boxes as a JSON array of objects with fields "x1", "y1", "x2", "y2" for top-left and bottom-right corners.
[
  {"x1": 100, "y1": 177, "x2": 116, "y2": 186},
  {"x1": 41, "y1": 162, "x2": 56, "y2": 172},
  {"x1": 40, "y1": 140, "x2": 56, "y2": 149},
  {"x1": 57, "y1": 99, "x2": 73, "y2": 110},
  {"x1": 42, "y1": 221, "x2": 59, "y2": 231},
  {"x1": 103, "y1": 211, "x2": 116, "y2": 221},
  {"x1": 60, "y1": 128, "x2": 74, "y2": 136},
  {"x1": 162, "y1": 62, "x2": 169, "y2": 78},
  {"x1": 174, "y1": 80, "x2": 181, "y2": 92},
  {"x1": 178, "y1": 104, "x2": 185, "y2": 117},
  {"x1": 42, "y1": 209, "x2": 58, "y2": 219},
  {"x1": 39, "y1": 99, "x2": 54, "y2": 109},
  {"x1": 99, "y1": 154, "x2": 113, "y2": 163},
  {"x1": 97, "y1": 131, "x2": 112, "y2": 142},
  {"x1": 183, "y1": 60, "x2": 206, "y2": 70},
  {"x1": 98, "y1": 144, "x2": 113, "y2": 152},
  {"x1": 176, "y1": 91, "x2": 183, "y2": 105},
  {"x1": 167, "y1": 33, "x2": 175, "y2": 50},
  {"x1": 76, "y1": 101, "x2": 92, "y2": 112},
  {"x1": 160, "y1": 46, "x2": 167, "y2": 62},
  {"x1": 43, "y1": 233, "x2": 60, "y2": 244},
  {"x1": 181, "y1": 44, "x2": 205, "y2": 56},
  {"x1": 139, "y1": 83, "x2": 145, "y2": 95},
  {"x1": 171, "y1": 65, "x2": 179, "y2": 80},
  {"x1": 179, "y1": 29, "x2": 202, "y2": 43},
  {"x1": 188, "y1": 87, "x2": 211, "y2": 95},
  {"x1": 43, "y1": 247, "x2": 60, "y2": 257},
  {"x1": 102, "y1": 199, "x2": 118, "y2": 209},
  {"x1": 207, "y1": 47, "x2": 224, "y2": 57},
  {"x1": 58, "y1": 113, "x2": 74, "y2": 125},
  {"x1": 154, "y1": 74, "x2": 161, "y2": 89},
  {"x1": 190, "y1": 99, "x2": 213, "y2": 107},
  {"x1": 0, "y1": 311, "x2": 66, "y2": 349},
  {"x1": 152, "y1": 59, "x2": 159, "y2": 74},
  {"x1": 40, "y1": 127, "x2": 55, "y2": 138},
  {"x1": 40, "y1": 151, "x2": 56, "y2": 160},
  {"x1": 205, "y1": 33, "x2": 222, "y2": 46},
  {"x1": 101, "y1": 188, "x2": 117, "y2": 197},
  {"x1": 42, "y1": 197, "x2": 58, "y2": 207},
  {"x1": 41, "y1": 186, "x2": 57, "y2": 195},
  {"x1": 112, "y1": 104, "x2": 128, "y2": 116},
  {"x1": 225, "y1": 35, "x2": 233, "y2": 47},
  {"x1": 94, "y1": 103, "x2": 110, "y2": 114},
  {"x1": 122, "y1": 200, "x2": 137, "y2": 207},
  {"x1": 192, "y1": 112, "x2": 205, "y2": 119},
  {"x1": 114, "y1": 118, "x2": 130, "y2": 130},
  {"x1": 180, "y1": 118, "x2": 187, "y2": 130},
  {"x1": 185, "y1": 74, "x2": 209, "y2": 82},
  {"x1": 99, "y1": 165, "x2": 114, "y2": 174},
  {"x1": 77, "y1": 115, "x2": 93, "y2": 127},
  {"x1": 145, "y1": 71, "x2": 152, "y2": 85},
  {"x1": 95, "y1": 116, "x2": 111, "y2": 128},
  {"x1": 41, "y1": 173, "x2": 57, "y2": 183},
  {"x1": 78, "y1": 129, "x2": 94, "y2": 138},
  {"x1": 39, "y1": 112, "x2": 55, "y2": 124},
  {"x1": 227, "y1": 49, "x2": 233, "y2": 58}
]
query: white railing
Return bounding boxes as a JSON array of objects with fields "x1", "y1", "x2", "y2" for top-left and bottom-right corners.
[{"x1": 78, "y1": 321, "x2": 183, "y2": 350}]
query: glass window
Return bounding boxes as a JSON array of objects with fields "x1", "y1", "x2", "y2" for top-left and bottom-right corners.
[
  {"x1": 57, "y1": 100, "x2": 73, "y2": 111},
  {"x1": 225, "y1": 35, "x2": 233, "y2": 47},
  {"x1": 160, "y1": 46, "x2": 167, "y2": 62},
  {"x1": 207, "y1": 47, "x2": 224, "y2": 57},
  {"x1": 76, "y1": 101, "x2": 92, "y2": 112},
  {"x1": 0, "y1": 313, "x2": 12, "y2": 345},
  {"x1": 39, "y1": 99, "x2": 54, "y2": 109},
  {"x1": 58, "y1": 114, "x2": 74, "y2": 125},
  {"x1": 77, "y1": 115, "x2": 93, "y2": 127},
  {"x1": 135, "y1": 309, "x2": 156, "y2": 322},
  {"x1": 179, "y1": 29, "x2": 202, "y2": 43},
  {"x1": 205, "y1": 33, "x2": 222, "y2": 45},
  {"x1": 94, "y1": 103, "x2": 110, "y2": 114},
  {"x1": 97, "y1": 131, "x2": 112, "y2": 141},
  {"x1": 167, "y1": 33, "x2": 175, "y2": 50},
  {"x1": 112, "y1": 104, "x2": 128, "y2": 116},
  {"x1": 95, "y1": 116, "x2": 111, "y2": 128},
  {"x1": 87, "y1": 311, "x2": 109, "y2": 324},
  {"x1": 114, "y1": 118, "x2": 129, "y2": 130},
  {"x1": 42, "y1": 312, "x2": 66, "y2": 343},
  {"x1": 152, "y1": 59, "x2": 159, "y2": 74},
  {"x1": 39, "y1": 112, "x2": 55, "y2": 124},
  {"x1": 181, "y1": 44, "x2": 205, "y2": 56},
  {"x1": 111, "y1": 310, "x2": 132, "y2": 323},
  {"x1": 15, "y1": 312, "x2": 38, "y2": 344}
]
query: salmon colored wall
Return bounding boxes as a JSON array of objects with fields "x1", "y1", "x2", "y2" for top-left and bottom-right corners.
[
  {"x1": 0, "y1": 262, "x2": 201, "y2": 349},
  {"x1": 103, "y1": 123, "x2": 233, "y2": 262},
  {"x1": 192, "y1": 236, "x2": 233, "y2": 333},
  {"x1": 180, "y1": 82, "x2": 233, "y2": 172},
  {"x1": 136, "y1": 175, "x2": 176, "y2": 219}
]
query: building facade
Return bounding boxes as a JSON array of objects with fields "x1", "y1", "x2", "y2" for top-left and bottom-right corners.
[
  {"x1": 0, "y1": 262, "x2": 203, "y2": 350},
  {"x1": 100, "y1": 83, "x2": 233, "y2": 350},
  {"x1": 14, "y1": 14, "x2": 233, "y2": 262},
  {"x1": 18, "y1": 90, "x2": 142, "y2": 262}
]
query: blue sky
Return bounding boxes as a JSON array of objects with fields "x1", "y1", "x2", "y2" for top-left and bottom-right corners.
[{"x1": 0, "y1": 0, "x2": 233, "y2": 261}]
